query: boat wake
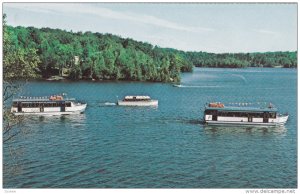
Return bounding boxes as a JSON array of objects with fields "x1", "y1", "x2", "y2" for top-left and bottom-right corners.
[
  {"x1": 173, "y1": 84, "x2": 220, "y2": 88},
  {"x1": 104, "y1": 102, "x2": 117, "y2": 106},
  {"x1": 231, "y1": 74, "x2": 247, "y2": 83},
  {"x1": 99, "y1": 102, "x2": 117, "y2": 106}
]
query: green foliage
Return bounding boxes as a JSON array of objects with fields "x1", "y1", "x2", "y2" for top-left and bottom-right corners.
[
  {"x1": 6, "y1": 25, "x2": 194, "y2": 82},
  {"x1": 4, "y1": 24, "x2": 297, "y2": 84},
  {"x1": 186, "y1": 51, "x2": 297, "y2": 68},
  {"x1": 3, "y1": 14, "x2": 40, "y2": 143},
  {"x1": 3, "y1": 17, "x2": 41, "y2": 82}
]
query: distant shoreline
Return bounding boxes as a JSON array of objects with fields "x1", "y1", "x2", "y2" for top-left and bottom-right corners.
[
  {"x1": 39, "y1": 66, "x2": 296, "y2": 83},
  {"x1": 5, "y1": 24, "x2": 297, "y2": 84}
]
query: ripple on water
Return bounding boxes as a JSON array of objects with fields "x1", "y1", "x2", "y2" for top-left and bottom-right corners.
[{"x1": 3, "y1": 68, "x2": 297, "y2": 188}]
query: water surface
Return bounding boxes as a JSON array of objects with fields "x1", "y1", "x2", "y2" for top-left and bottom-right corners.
[{"x1": 3, "y1": 67, "x2": 297, "y2": 188}]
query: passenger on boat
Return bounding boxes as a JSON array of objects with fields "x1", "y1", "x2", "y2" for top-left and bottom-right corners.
[
  {"x1": 49, "y1": 95, "x2": 63, "y2": 100},
  {"x1": 209, "y1": 102, "x2": 224, "y2": 108}
]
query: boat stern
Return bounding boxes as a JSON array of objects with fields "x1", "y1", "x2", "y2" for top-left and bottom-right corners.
[
  {"x1": 79, "y1": 103, "x2": 87, "y2": 113},
  {"x1": 277, "y1": 114, "x2": 289, "y2": 124},
  {"x1": 71, "y1": 102, "x2": 87, "y2": 113}
]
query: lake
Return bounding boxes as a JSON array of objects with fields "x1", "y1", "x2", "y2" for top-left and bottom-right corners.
[{"x1": 3, "y1": 67, "x2": 297, "y2": 188}]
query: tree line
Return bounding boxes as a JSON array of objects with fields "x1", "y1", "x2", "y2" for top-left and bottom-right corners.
[
  {"x1": 5, "y1": 25, "x2": 194, "y2": 83},
  {"x1": 4, "y1": 24, "x2": 297, "y2": 84},
  {"x1": 186, "y1": 51, "x2": 297, "y2": 68}
]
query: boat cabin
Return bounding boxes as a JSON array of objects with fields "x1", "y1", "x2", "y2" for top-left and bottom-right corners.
[
  {"x1": 204, "y1": 103, "x2": 278, "y2": 124},
  {"x1": 123, "y1": 96, "x2": 151, "y2": 101}
]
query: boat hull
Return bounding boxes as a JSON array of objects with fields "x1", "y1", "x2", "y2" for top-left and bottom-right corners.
[
  {"x1": 12, "y1": 104, "x2": 87, "y2": 116},
  {"x1": 205, "y1": 115, "x2": 289, "y2": 127},
  {"x1": 117, "y1": 100, "x2": 158, "y2": 106}
]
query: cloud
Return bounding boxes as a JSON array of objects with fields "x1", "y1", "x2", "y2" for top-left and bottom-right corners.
[
  {"x1": 254, "y1": 29, "x2": 278, "y2": 35},
  {"x1": 4, "y1": 3, "x2": 214, "y2": 33}
]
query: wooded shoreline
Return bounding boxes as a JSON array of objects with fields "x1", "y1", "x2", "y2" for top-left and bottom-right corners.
[{"x1": 4, "y1": 21, "x2": 297, "y2": 83}]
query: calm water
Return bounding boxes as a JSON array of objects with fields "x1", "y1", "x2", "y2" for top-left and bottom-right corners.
[{"x1": 3, "y1": 67, "x2": 297, "y2": 188}]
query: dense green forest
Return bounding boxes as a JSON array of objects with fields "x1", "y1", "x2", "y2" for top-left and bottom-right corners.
[
  {"x1": 5, "y1": 25, "x2": 194, "y2": 82},
  {"x1": 186, "y1": 51, "x2": 297, "y2": 68},
  {"x1": 4, "y1": 24, "x2": 297, "y2": 83}
]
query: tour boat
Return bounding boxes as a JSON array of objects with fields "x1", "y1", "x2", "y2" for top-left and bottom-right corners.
[
  {"x1": 204, "y1": 102, "x2": 288, "y2": 126},
  {"x1": 117, "y1": 96, "x2": 158, "y2": 106},
  {"x1": 11, "y1": 94, "x2": 87, "y2": 115}
]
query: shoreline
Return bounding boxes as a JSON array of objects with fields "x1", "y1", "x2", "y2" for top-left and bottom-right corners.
[
  {"x1": 16, "y1": 66, "x2": 297, "y2": 83},
  {"x1": 7, "y1": 67, "x2": 296, "y2": 84}
]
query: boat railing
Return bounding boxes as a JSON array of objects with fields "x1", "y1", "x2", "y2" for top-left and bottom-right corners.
[
  {"x1": 13, "y1": 96, "x2": 76, "y2": 101},
  {"x1": 207, "y1": 102, "x2": 277, "y2": 109}
]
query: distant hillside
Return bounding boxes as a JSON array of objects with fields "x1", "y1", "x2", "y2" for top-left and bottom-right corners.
[
  {"x1": 6, "y1": 26, "x2": 194, "y2": 82},
  {"x1": 5, "y1": 25, "x2": 297, "y2": 82},
  {"x1": 186, "y1": 51, "x2": 297, "y2": 68}
]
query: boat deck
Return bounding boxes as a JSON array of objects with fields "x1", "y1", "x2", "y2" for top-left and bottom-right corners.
[{"x1": 205, "y1": 105, "x2": 278, "y2": 112}]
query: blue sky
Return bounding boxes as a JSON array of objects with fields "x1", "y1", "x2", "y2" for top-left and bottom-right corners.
[{"x1": 3, "y1": 3, "x2": 297, "y2": 53}]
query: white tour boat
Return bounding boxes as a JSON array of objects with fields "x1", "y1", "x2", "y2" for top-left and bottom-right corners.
[
  {"x1": 204, "y1": 102, "x2": 288, "y2": 126},
  {"x1": 11, "y1": 94, "x2": 87, "y2": 115},
  {"x1": 117, "y1": 96, "x2": 158, "y2": 106}
]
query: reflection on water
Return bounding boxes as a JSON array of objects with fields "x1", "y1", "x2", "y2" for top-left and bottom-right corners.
[
  {"x1": 203, "y1": 125, "x2": 287, "y2": 136},
  {"x1": 25, "y1": 113, "x2": 86, "y2": 123},
  {"x1": 4, "y1": 67, "x2": 296, "y2": 188},
  {"x1": 22, "y1": 114, "x2": 87, "y2": 132}
]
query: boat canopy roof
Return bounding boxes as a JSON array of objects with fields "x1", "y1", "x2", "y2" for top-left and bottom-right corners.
[
  {"x1": 124, "y1": 96, "x2": 151, "y2": 100},
  {"x1": 205, "y1": 105, "x2": 278, "y2": 113},
  {"x1": 13, "y1": 96, "x2": 75, "y2": 102}
]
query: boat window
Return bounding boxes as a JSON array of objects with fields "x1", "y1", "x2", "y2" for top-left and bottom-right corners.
[
  {"x1": 218, "y1": 111, "x2": 230, "y2": 116},
  {"x1": 241, "y1": 112, "x2": 248, "y2": 117},
  {"x1": 205, "y1": 110, "x2": 216, "y2": 115},
  {"x1": 244, "y1": 112, "x2": 260, "y2": 118},
  {"x1": 66, "y1": 102, "x2": 71, "y2": 107},
  {"x1": 253, "y1": 112, "x2": 263, "y2": 118},
  {"x1": 45, "y1": 103, "x2": 56, "y2": 107},
  {"x1": 210, "y1": 109, "x2": 274, "y2": 118},
  {"x1": 269, "y1": 112, "x2": 276, "y2": 118},
  {"x1": 217, "y1": 111, "x2": 253, "y2": 117},
  {"x1": 218, "y1": 111, "x2": 227, "y2": 116}
]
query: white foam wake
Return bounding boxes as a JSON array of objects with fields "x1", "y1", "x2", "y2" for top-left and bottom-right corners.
[
  {"x1": 104, "y1": 102, "x2": 117, "y2": 106},
  {"x1": 173, "y1": 84, "x2": 220, "y2": 88}
]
